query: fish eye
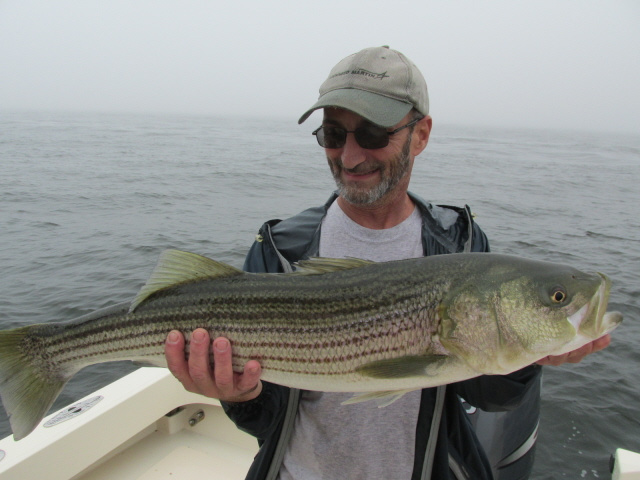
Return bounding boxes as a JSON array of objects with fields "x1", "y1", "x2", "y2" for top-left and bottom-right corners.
[{"x1": 550, "y1": 287, "x2": 567, "y2": 304}]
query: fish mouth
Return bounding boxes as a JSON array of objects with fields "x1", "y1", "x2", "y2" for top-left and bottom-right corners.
[
  {"x1": 594, "y1": 272, "x2": 623, "y2": 335},
  {"x1": 568, "y1": 272, "x2": 623, "y2": 338}
]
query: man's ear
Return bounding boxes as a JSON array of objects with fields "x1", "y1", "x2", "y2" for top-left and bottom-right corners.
[{"x1": 411, "y1": 116, "x2": 432, "y2": 156}]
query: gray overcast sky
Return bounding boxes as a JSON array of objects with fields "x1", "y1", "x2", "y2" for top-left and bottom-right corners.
[{"x1": 1, "y1": 0, "x2": 639, "y2": 133}]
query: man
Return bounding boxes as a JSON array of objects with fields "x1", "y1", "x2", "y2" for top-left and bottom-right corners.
[{"x1": 165, "y1": 46, "x2": 610, "y2": 479}]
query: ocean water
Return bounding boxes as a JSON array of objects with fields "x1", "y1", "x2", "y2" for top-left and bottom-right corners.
[{"x1": 1, "y1": 110, "x2": 638, "y2": 479}]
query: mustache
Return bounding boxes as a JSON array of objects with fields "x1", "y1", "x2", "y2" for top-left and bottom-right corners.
[{"x1": 331, "y1": 158, "x2": 384, "y2": 175}]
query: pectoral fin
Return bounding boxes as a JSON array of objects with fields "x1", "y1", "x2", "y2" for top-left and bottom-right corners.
[{"x1": 355, "y1": 355, "x2": 448, "y2": 379}]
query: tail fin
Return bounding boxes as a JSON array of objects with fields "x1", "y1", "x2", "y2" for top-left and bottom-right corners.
[{"x1": 0, "y1": 326, "x2": 68, "y2": 440}]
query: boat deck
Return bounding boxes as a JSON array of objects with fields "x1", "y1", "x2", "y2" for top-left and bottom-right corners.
[{"x1": 79, "y1": 403, "x2": 257, "y2": 479}]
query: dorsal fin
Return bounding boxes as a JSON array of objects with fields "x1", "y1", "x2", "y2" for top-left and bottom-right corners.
[
  {"x1": 129, "y1": 249, "x2": 242, "y2": 312},
  {"x1": 293, "y1": 257, "x2": 373, "y2": 275}
]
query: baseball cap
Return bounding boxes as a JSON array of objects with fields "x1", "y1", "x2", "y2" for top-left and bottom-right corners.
[{"x1": 298, "y1": 46, "x2": 429, "y2": 127}]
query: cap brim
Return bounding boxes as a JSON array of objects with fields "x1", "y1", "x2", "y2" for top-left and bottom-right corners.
[{"x1": 298, "y1": 89, "x2": 413, "y2": 127}]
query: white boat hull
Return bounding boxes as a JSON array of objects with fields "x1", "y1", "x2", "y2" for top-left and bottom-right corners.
[
  {"x1": 0, "y1": 368, "x2": 258, "y2": 479},
  {"x1": 612, "y1": 448, "x2": 640, "y2": 480}
]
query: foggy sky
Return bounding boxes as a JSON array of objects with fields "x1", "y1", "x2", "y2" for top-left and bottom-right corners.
[{"x1": 1, "y1": 0, "x2": 639, "y2": 133}]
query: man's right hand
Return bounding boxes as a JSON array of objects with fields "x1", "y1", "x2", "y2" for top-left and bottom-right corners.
[{"x1": 164, "y1": 328, "x2": 263, "y2": 402}]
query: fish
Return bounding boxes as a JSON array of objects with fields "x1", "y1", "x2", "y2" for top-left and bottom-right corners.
[{"x1": 0, "y1": 249, "x2": 622, "y2": 440}]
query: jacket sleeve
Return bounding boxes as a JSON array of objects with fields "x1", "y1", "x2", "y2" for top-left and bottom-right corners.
[
  {"x1": 469, "y1": 220, "x2": 490, "y2": 253},
  {"x1": 221, "y1": 382, "x2": 291, "y2": 441},
  {"x1": 452, "y1": 364, "x2": 542, "y2": 412}
]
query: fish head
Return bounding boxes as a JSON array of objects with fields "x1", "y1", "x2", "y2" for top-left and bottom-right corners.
[
  {"x1": 534, "y1": 270, "x2": 622, "y2": 356},
  {"x1": 438, "y1": 258, "x2": 623, "y2": 374}
]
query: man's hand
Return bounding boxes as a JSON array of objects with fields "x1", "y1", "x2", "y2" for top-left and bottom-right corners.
[
  {"x1": 536, "y1": 334, "x2": 611, "y2": 366},
  {"x1": 165, "y1": 328, "x2": 263, "y2": 402}
]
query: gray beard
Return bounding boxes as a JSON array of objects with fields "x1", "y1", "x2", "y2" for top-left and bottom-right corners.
[{"x1": 329, "y1": 133, "x2": 413, "y2": 206}]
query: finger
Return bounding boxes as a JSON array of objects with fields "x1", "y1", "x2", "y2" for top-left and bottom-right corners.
[
  {"x1": 212, "y1": 337, "x2": 235, "y2": 397},
  {"x1": 564, "y1": 348, "x2": 588, "y2": 364},
  {"x1": 236, "y1": 360, "x2": 263, "y2": 397},
  {"x1": 535, "y1": 356, "x2": 550, "y2": 366},
  {"x1": 592, "y1": 334, "x2": 611, "y2": 352},
  {"x1": 564, "y1": 340, "x2": 601, "y2": 364},
  {"x1": 212, "y1": 339, "x2": 262, "y2": 401},
  {"x1": 536, "y1": 353, "x2": 569, "y2": 366},
  {"x1": 536, "y1": 335, "x2": 613, "y2": 366},
  {"x1": 165, "y1": 330, "x2": 198, "y2": 390},
  {"x1": 188, "y1": 328, "x2": 217, "y2": 394},
  {"x1": 565, "y1": 336, "x2": 611, "y2": 363}
]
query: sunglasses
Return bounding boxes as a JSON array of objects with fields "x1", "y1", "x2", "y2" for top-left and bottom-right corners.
[{"x1": 312, "y1": 117, "x2": 422, "y2": 150}]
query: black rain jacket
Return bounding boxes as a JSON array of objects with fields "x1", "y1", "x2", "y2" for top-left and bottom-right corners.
[{"x1": 222, "y1": 192, "x2": 541, "y2": 480}]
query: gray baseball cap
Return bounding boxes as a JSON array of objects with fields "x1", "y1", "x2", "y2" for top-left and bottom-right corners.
[{"x1": 298, "y1": 46, "x2": 429, "y2": 127}]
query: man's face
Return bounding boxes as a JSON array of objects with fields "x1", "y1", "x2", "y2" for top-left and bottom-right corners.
[{"x1": 322, "y1": 109, "x2": 416, "y2": 206}]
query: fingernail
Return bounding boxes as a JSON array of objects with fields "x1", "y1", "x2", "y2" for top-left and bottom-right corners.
[
  {"x1": 214, "y1": 338, "x2": 229, "y2": 353},
  {"x1": 167, "y1": 331, "x2": 180, "y2": 344},
  {"x1": 192, "y1": 330, "x2": 206, "y2": 343}
]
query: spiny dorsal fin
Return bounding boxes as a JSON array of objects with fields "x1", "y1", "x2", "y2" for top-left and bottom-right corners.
[
  {"x1": 293, "y1": 257, "x2": 373, "y2": 275},
  {"x1": 129, "y1": 249, "x2": 242, "y2": 312}
]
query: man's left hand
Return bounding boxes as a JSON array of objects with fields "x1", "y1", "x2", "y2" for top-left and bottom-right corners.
[{"x1": 536, "y1": 335, "x2": 611, "y2": 366}]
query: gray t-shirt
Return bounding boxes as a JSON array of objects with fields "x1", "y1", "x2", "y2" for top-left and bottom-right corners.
[{"x1": 278, "y1": 201, "x2": 424, "y2": 480}]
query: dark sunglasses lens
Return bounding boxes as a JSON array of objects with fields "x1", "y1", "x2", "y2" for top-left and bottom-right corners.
[
  {"x1": 316, "y1": 125, "x2": 390, "y2": 149},
  {"x1": 354, "y1": 125, "x2": 389, "y2": 149},
  {"x1": 317, "y1": 126, "x2": 346, "y2": 148}
]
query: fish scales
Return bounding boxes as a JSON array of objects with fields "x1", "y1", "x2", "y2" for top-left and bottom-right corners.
[
  {"x1": 30, "y1": 261, "x2": 442, "y2": 377},
  {"x1": 0, "y1": 250, "x2": 622, "y2": 440}
]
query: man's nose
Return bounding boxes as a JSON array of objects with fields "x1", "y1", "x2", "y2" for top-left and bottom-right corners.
[{"x1": 339, "y1": 133, "x2": 367, "y2": 169}]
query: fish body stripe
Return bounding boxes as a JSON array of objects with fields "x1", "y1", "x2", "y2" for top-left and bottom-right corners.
[{"x1": 22, "y1": 261, "x2": 446, "y2": 379}]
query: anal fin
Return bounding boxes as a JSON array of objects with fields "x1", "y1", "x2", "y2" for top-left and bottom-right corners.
[{"x1": 342, "y1": 389, "x2": 420, "y2": 408}]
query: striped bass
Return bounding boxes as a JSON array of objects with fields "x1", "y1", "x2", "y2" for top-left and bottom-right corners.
[{"x1": 0, "y1": 250, "x2": 622, "y2": 440}]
